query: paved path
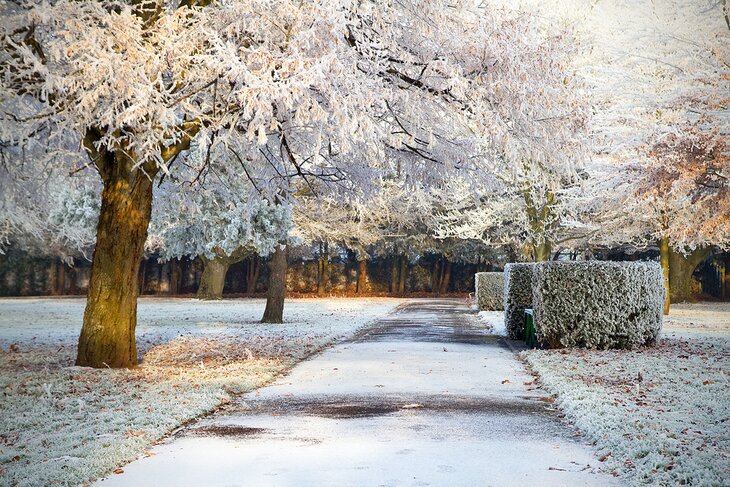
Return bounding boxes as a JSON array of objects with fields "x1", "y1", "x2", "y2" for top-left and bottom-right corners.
[{"x1": 98, "y1": 299, "x2": 619, "y2": 487}]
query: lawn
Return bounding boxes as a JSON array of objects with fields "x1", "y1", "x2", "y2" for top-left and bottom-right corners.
[{"x1": 523, "y1": 303, "x2": 730, "y2": 486}]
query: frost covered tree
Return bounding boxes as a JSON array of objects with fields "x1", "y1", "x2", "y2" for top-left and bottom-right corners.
[
  {"x1": 565, "y1": 0, "x2": 727, "y2": 304},
  {"x1": 148, "y1": 158, "x2": 292, "y2": 301},
  {"x1": 1, "y1": 0, "x2": 594, "y2": 366}
]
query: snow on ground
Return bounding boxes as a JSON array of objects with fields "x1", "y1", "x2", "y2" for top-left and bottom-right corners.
[
  {"x1": 662, "y1": 302, "x2": 730, "y2": 337},
  {"x1": 523, "y1": 303, "x2": 730, "y2": 486},
  {"x1": 477, "y1": 310, "x2": 507, "y2": 336},
  {"x1": 0, "y1": 297, "x2": 404, "y2": 487}
]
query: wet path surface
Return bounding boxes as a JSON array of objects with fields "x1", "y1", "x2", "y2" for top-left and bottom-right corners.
[{"x1": 97, "y1": 299, "x2": 619, "y2": 487}]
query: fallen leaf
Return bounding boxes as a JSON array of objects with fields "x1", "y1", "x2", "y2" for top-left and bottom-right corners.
[
  {"x1": 113, "y1": 469, "x2": 124, "y2": 475},
  {"x1": 598, "y1": 452, "x2": 612, "y2": 462},
  {"x1": 501, "y1": 379, "x2": 510, "y2": 384}
]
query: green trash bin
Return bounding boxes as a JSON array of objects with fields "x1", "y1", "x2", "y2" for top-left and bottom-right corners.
[{"x1": 524, "y1": 309, "x2": 536, "y2": 348}]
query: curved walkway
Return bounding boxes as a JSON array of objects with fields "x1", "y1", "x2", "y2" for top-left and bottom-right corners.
[{"x1": 97, "y1": 299, "x2": 619, "y2": 486}]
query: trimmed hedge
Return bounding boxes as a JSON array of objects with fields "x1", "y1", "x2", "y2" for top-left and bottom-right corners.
[
  {"x1": 504, "y1": 263, "x2": 535, "y2": 339},
  {"x1": 532, "y1": 261, "x2": 664, "y2": 349},
  {"x1": 475, "y1": 272, "x2": 504, "y2": 311}
]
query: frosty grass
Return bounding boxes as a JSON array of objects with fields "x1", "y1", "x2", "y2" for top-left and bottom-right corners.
[
  {"x1": 523, "y1": 303, "x2": 730, "y2": 486},
  {"x1": 0, "y1": 297, "x2": 403, "y2": 486}
]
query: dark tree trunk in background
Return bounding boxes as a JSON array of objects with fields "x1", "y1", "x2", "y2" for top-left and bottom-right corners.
[
  {"x1": 76, "y1": 155, "x2": 156, "y2": 369},
  {"x1": 317, "y1": 243, "x2": 329, "y2": 296},
  {"x1": 659, "y1": 237, "x2": 671, "y2": 314},
  {"x1": 169, "y1": 259, "x2": 182, "y2": 295},
  {"x1": 356, "y1": 259, "x2": 368, "y2": 294},
  {"x1": 321, "y1": 244, "x2": 329, "y2": 295},
  {"x1": 68, "y1": 266, "x2": 77, "y2": 295},
  {"x1": 48, "y1": 258, "x2": 58, "y2": 295},
  {"x1": 246, "y1": 256, "x2": 260, "y2": 294},
  {"x1": 439, "y1": 258, "x2": 452, "y2": 294},
  {"x1": 390, "y1": 256, "x2": 399, "y2": 293},
  {"x1": 197, "y1": 256, "x2": 231, "y2": 300},
  {"x1": 262, "y1": 243, "x2": 287, "y2": 323},
  {"x1": 669, "y1": 246, "x2": 711, "y2": 303},
  {"x1": 431, "y1": 257, "x2": 440, "y2": 294},
  {"x1": 57, "y1": 261, "x2": 66, "y2": 295},
  {"x1": 157, "y1": 263, "x2": 165, "y2": 295},
  {"x1": 138, "y1": 261, "x2": 147, "y2": 295},
  {"x1": 398, "y1": 255, "x2": 407, "y2": 294}
]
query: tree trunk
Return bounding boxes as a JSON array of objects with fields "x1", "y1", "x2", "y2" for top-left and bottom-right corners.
[
  {"x1": 49, "y1": 258, "x2": 58, "y2": 295},
  {"x1": 659, "y1": 237, "x2": 671, "y2": 314},
  {"x1": 157, "y1": 262, "x2": 165, "y2": 295},
  {"x1": 76, "y1": 160, "x2": 155, "y2": 368},
  {"x1": 68, "y1": 266, "x2": 77, "y2": 295},
  {"x1": 669, "y1": 247, "x2": 712, "y2": 303},
  {"x1": 356, "y1": 259, "x2": 369, "y2": 294},
  {"x1": 58, "y1": 261, "x2": 66, "y2": 295},
  {"x1": 168, "y1": 259, "x2": 182, "y2": 295},
  {"x1": 197, "y1": 255, "x2": 231, "y2": 300},
  {"x1": 439, "y1": 259, "x2": 452, "y2": 294},
  {"x1": 431, "y1": 257, "x2": 441, "y2": 294},
  {"x1": 321, "y1": 250, "x2": 329, "y2": 295},
  {"x1": 534, "y1": 241, "x2": 552, "y2": 262},
  {"x1": 317, "y1": 243, "x2": 329, "y2": 296},
  {"x1": 246, "y1": 256, "x2": 260, "y2": 294},
  {"x1": 261, "y1": 243, "x2": 287, "y2": 323},
  {"x1": 318, "y1": 243, "x2": 329, "y2": 296},
  {"x1": 390, "y1": 256, "x2": 399, "y2": 293},
  {"x1": 398, "y1": 255, "x2": 407, "y2": 294}
]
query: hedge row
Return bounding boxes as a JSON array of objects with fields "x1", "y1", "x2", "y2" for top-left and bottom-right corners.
[
  {"x1": 503, "y1": 263, "x2": 535, "y2": 339},
  {"x1": 531, "y1": 261, "x2": 664, "y2": 349},
  {"x1": 475, "y1": 272, "x2": 504, "y2": 311}
]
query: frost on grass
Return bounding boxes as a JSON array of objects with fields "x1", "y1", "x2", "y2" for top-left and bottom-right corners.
[
  {"x1": 524, "y1": 336, "x2": 730, "y2": 486},
  {"x1": 0, "y1": 297, "x2": 402, "y2": 487},
  {"x1": 478, "y1": 311, "x2": 507, "y2": 336}
]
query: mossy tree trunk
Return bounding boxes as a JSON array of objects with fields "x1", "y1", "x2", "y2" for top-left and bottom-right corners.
[
  {"x1": 523, "y1": 183, "x2": 555, "y2": 262},
  {"x1": 75, "y1": 123, "x2": 198, "y2": 368},
  {"x1": 659, "y1": 237, "x2": 671, "y2": 314},
  {"x1": 197, "y1": 256, "x2": 231, "y2": 300},
  {"x1": 197, "y1": 248, "x2": 250, "y2": 300},
  {"x1": 76, "y1": 152, "x2": 156, "y2": 368},
  {"x1": 669, "y1": 246, "x2": 712, "y2": 303},
  {"x1": 261, "y1": 243, "x2": 287, "y2": 323},
  {"x1": 534, "y1": 242, "x2": 552, "y2": 262}
]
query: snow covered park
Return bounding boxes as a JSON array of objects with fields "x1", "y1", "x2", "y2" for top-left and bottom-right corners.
[
  {"x1": 0, "y1": 298, "x2": 728, "y2": 486},
  {"x1": 0, "y1": 0, "x2": 729, "y2": 486}
]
